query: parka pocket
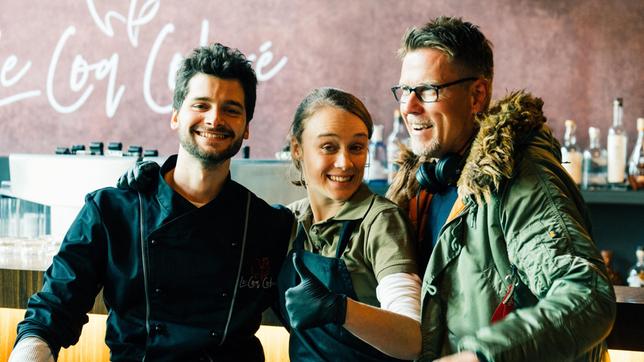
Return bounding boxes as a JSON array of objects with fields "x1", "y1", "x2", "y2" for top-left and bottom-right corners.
[
  {"x1": 508, "y1": 220, "x2": 571, "y2": 297},
  {"x1": 481, "y1": 264, "x2": 506, "y2": 302}
]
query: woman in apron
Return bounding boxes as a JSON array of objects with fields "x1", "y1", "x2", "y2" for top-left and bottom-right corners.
[{"x1": 278, "y1": 87, "x2": 422, "y2": 361}]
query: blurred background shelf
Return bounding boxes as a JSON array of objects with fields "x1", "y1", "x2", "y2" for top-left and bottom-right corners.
[
  {"x1": 577, "y1": 190, "x2": 644, "y2": 284},
  {"x1": 581, "y1": 190, "x2": 644, "y2": 205}
]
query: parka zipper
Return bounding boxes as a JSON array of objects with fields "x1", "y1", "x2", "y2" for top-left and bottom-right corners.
[{"x1": 424, "y1": 200, "x2": 470, "y2": 291}]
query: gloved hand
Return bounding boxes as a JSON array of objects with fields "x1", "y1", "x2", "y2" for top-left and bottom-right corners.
[
  {"x1": 285, "y1": 253, "x2": 347, "y2": 330},
  {"x1": 116, "y1": 160, "x2": 160, "y2": 192}
]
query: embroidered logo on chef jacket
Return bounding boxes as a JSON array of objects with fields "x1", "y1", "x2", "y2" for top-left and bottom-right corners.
[{"x1": 239, "y1": 257, "x2": 275, "y2": 289}]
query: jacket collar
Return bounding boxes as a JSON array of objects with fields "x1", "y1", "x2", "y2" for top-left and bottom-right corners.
[
  {"x1": 292, "y1": 183, "x2": 374, "y2": 227},
  {"x1": 155, "y1": 154, "x2": 237, "y2": 214}
]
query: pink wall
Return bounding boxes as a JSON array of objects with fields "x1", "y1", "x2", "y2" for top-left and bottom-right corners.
[{"x1": 1, "y1": 0, "x2": 643, "y2": 157}]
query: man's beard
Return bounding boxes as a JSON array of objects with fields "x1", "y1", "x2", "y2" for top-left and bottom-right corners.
[
  {"x1": 411, "y1": 137, "x2": 441, "y2": 159},
  {"x1": 180, "y1": 126, "x2": 244, "y2": 167}
]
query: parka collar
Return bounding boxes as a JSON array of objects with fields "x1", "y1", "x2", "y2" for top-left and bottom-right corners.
[{"x1": 458, "y1": 90, "x2": 547, "y2": 204}]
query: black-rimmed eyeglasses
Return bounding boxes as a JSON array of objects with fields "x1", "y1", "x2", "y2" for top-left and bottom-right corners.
[{"x1": 391, "y1": 77, "x2": 478, "y2": 103}]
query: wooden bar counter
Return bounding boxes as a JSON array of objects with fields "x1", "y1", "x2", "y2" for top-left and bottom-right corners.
[{"x1": 2, "y1": 262, "x2": 643, "y2": 361}]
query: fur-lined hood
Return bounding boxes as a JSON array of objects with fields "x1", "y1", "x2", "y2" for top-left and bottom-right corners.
[{"x1": 387, "y1": 90, "x2": 550, "y2": 208}]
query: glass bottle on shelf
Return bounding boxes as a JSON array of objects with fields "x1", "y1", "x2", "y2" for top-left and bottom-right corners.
[
  {"x1": 365, "y1": 124, "x2": 388, "y2": 187},
  {"x1": 582, "y1": 127, "x2": 607, "y2": 190},
  {"x1": 626, "y1": 246, "x2": 644, "y2": 287},
  {"x1": 607, "y1": 97, "x2": 628, "y2": 189},
  {"x1": 600, "y1": 249, "x2": 623, "y2": 285},
  {"x1": 627, "y1": 117, "x2": 644, "y2": 191},
  {"x1": 386, "y1": 110, "x2": 410, "y2": 184},
  {"x1": 561, "y1": 119, "x2": 582, "y2": 185}
]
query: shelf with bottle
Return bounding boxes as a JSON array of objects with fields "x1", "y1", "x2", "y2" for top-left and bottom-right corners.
[
  {"x1": 582, "y1": 126, "x2": 607, "y2": 190},
  {"x1": 572, "y1": 97, "x2": 644, "y2": 201},
  {"x1": 365, "y1": 124, "x2": 388, "y2": 187},
  {"x1": 561, "y1": 119, "x2": 582, "y2": 185},
  {"x1": 580, "y1": 189, "x2": 644, "y2": 205},
  {"x1": 607, "y1": 97, "x2": 629, "y2": 189},
  {"x1": 627, "y1": 117, "x2": 644, "y2": 191},
  {"x1": 626, "y1": 246, "x2": 644, "y2": 287},
  {"x1": 386, "y1": 110, "x2": 410, "y2": 184}
]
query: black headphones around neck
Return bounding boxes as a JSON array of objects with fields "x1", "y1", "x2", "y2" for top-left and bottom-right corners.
[{"x1": 415, "y1": 153, "x2": 463, "y2": 194}]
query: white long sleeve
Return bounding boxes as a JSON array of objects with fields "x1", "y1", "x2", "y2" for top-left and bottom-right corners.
[
  {"x1": 9, "y1": 336, "x2": 54, "y2": 362},
  {"x1": 376, "y1": 272, "x2": 421, "y2": 322}
]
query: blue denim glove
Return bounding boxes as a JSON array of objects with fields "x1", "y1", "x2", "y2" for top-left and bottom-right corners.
[
  {"x1": 285, "y1": 253, "x2": 347, "y2": 330},
  {"x1": 116, "y1": 160, "x2": 160, "y2": 192}
]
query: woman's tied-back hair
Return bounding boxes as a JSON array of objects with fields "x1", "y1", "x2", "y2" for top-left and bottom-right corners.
[
  {"x1": 173, "y1": 43, "x2": 258, "y2": 122},
  {"x1": 289, "y1": 87, "x2": 373, "y2": 186},
  {"x1": 399, "y1": 16, "x2": 494, "y2": 83}
]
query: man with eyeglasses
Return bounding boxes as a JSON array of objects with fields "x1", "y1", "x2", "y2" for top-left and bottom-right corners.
[{"x1": 386, "y1": 16, "x2": 615, "y2": 362}]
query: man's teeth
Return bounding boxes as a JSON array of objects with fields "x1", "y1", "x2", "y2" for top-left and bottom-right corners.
[
  {"x1": 412, "y1": 124, "x2": 432, "y2": 131},
  {"x1": 329, "y1": 175, "x2": 352, "y2": 182},
  {"x1": 198, "y1": 132, "x2": 227, "y2": 139}
]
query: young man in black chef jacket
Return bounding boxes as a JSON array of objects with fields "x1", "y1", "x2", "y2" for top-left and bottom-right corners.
[{"x1": 11, "y1": 43, "x2": 293, "y2": 362}]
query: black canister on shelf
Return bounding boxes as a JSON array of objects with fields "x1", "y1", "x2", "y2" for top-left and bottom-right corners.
[
  {"x1": 89, "y1": 142, "x2": 104, "y2": 155},
  {"x1": 55, "y1": 147, "x2": 71, "y2": 155},
  {"x1": 127, "y1": 145, "x2": 143, "y2": 157},
  {"x1": 71, "y1": 144, "x2": 86, "y2": 154},
  {"x1": 143, "y1": 149, "x2": 159, "y2": 157}
]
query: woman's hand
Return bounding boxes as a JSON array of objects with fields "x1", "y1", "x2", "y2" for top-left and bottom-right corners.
[{"x1": 284, "y1": 253, "x2": 347, "y2": 329}]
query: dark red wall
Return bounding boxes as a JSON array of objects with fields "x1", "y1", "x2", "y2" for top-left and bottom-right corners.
[{"x1": 1, "y1": 1, "x2": 643, "y2": 157}]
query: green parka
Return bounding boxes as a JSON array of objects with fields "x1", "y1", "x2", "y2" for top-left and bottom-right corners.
[{"x1": 388, "y1": 91, "x2": 616, "y2": 362}]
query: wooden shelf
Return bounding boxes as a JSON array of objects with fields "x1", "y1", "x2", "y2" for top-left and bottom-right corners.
[{"x1": 614, "y1": 285, "x2": 644, "y2": 304}]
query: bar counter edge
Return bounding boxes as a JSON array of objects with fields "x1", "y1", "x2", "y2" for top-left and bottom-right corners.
[{"x1": 2, "y1": 268, "x2": 643, "y2": 351}]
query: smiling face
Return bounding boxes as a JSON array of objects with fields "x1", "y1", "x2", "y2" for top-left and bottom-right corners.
[
  {"x1": 398, "y1": 48, "x2": 484, "y2": 158},
  {"x1": 291, "y1": 106, "x2": 369, "y2": 217},
  {"x1": 171, "y1": 73, "x2": 249, "y2": 166}
]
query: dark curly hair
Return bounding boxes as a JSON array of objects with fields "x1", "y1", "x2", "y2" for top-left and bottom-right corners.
[{"x1": 173, "y1": 43, "x2": 257, "y2": 121}]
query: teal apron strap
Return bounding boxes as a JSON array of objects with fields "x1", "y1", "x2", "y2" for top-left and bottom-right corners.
[
  {"x1": 293, "y1": 223, "x2": 306, "y2": 252},
  {"x1": 335, "y1": 220, "x2": 357, "y2": 258}
]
